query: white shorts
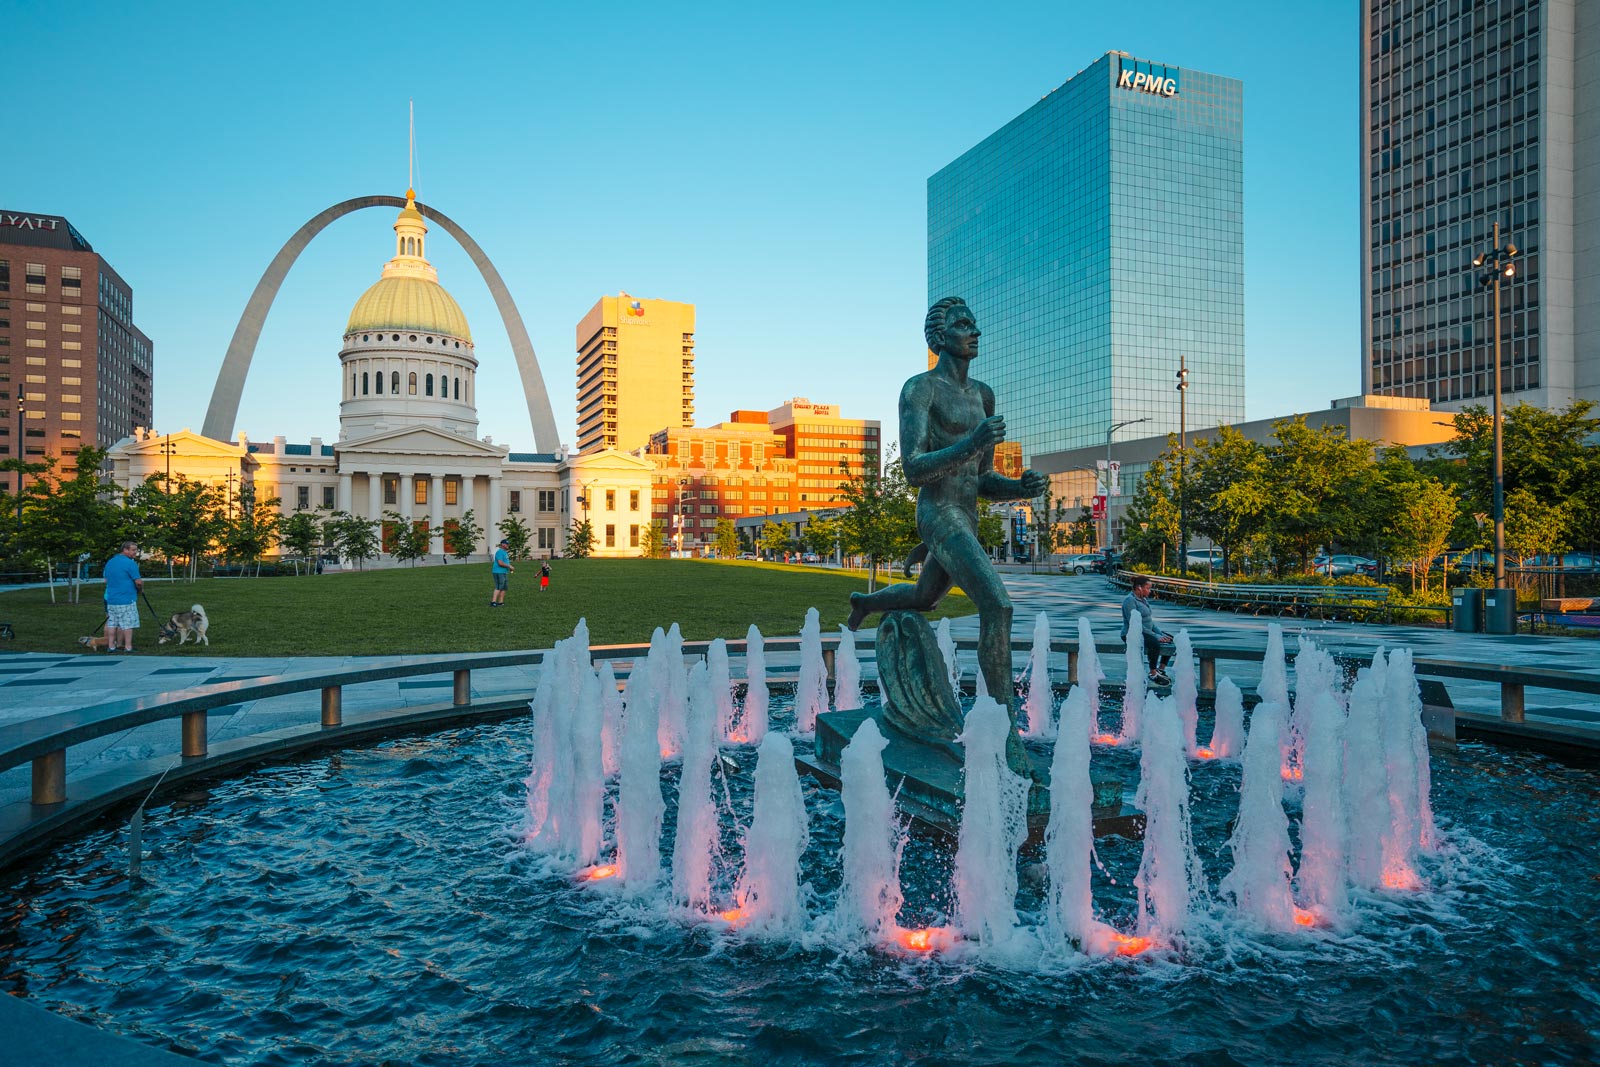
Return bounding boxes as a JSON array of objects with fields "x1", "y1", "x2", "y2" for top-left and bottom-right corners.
[{"x1": 106, "y1": 602, "x2": 139, "y2": 629}]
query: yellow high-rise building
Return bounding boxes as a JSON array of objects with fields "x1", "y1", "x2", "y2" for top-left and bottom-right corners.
[{"x1": 576, "y1": 293, "x2": 695, "y2": 453}]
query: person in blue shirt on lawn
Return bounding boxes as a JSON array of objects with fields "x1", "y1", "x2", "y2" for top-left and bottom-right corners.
[
  {"x1": 102, "y1": 541, "x2": 144, "y2": 652},
  {"x1": 490, "y1": 539, "x2": 514, "y2": 607}
]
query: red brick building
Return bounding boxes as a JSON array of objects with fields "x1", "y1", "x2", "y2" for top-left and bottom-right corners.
[{"x1": 0, "y1": 211, "x2": 152, "y2": 461}]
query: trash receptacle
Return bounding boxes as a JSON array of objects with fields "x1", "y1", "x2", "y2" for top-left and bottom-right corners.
[
  {"x1": 1451, "y1": 587, "x2": 1483, "y2": 633},
  {"x1": 1483, "y1": 587, "x2": 1518, "y2": 635}
]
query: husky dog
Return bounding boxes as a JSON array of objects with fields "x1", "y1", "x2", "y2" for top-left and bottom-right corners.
[{"x1": 158, "y1": 604, "x2": 210, "y2": 646}]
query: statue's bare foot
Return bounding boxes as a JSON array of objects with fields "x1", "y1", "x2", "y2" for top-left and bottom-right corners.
[{"x1": 846, "y1": 592, "x2": 869, "y2": 632}]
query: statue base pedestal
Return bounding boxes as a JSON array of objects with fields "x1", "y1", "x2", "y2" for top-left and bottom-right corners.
[{"x1": 800, "y1": 707, "x2": 1143, "y2": 845}]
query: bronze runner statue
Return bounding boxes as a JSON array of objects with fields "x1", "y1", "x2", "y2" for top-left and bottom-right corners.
[{"x1": 846, "y1": 297, "x2": 1048, "y2": 776}]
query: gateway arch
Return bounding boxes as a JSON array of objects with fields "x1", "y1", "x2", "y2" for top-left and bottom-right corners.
[{"x1": 202, "y1": 194, "x2": 561, "y2": 453}]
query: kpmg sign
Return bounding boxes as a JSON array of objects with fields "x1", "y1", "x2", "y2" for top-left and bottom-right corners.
[{"x1": 1120, "y1": 58, "x2": 1184, "y2": 99}]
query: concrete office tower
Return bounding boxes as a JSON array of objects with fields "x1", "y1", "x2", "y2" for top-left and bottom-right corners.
[
  {"x1": 0, "y1": 211, "x2": 152, "y2": 460},
  {"x1": 928, "y1": 51, "x2": 1245, "y2": 462},
  {"x1": 576, "y1": 294, "x2": 695, "y2": 453},
  {"x1": 1360, "y1": 0, "x2": 1599, "y2": 409}
]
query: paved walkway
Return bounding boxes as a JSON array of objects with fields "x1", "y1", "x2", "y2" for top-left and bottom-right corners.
[{"x1": 1, "y1": 573, "x2": 1595, "y2": 805}]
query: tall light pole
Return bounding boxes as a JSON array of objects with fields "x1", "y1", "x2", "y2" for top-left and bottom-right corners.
[
  {"x1": 1176, "y1": 356, "x2": 1190, "y2": 577},
  {"x1": 675, "y1": 477, "x2": 689, "y2": 557},
  {"x1": 1473, "y1": 223, "x2": 1517, "y2": 588},
  {"x1": 1104, "y1": 417, "x2": 1150, "y2": 552},
  {"x1": 14, "y1": 398, "x2": 25, "y2": 523}
]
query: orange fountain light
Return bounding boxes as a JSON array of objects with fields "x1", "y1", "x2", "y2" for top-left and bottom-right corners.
[
  {"x1": 1293, "y1": 907, "x2": 1317, "y2": 927},
  {"x1": 1382, "y1": 867, "x2": 1421, "y2": 891},
  {"x1": 1281, "y1": 764, "x2": 1304, "y2": 781},
  {"x1": 718, "y1": 907, "x2": 748, "y2": 925},
  {"x1": 1108, "y1": 932, "x2": 1153, "y2": 956},
  {"x1": 1195, "y1": 746, "x2": 1216, "y2": 760},
  {"x1": 580, "y1": 864, "x2": 618, "y2": 881},
  {"x1": 893, "y1": 926, "x2": 954, "y2": 953},
  {"x1": 1093, "y1": 733, "x2": 1121, "y2": 746}
]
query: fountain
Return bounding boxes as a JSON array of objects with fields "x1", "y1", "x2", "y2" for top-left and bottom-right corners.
[
  {"x1": 1296, "y1": 689, "x2": 1349, "y2": 922},
  {"x1": 1134, "y1": 694, "x2": 1202, "y2": 943},
  {"x1": 834, "y1": 718, "x2": 903, "y2": 941},
  {"x1": 1021, "y1": 611, "x2": 1053, "y2": 738},
  {"x1": 795, "y1": 608, "x2": 828, "y2": 735},
  {"x1": 615, "y1": 652, "x2": 664, "y2": 893},
  {"x1": 733, "y1": 731, "x2": 809, "y2": 932},
  {"x1": 1207, "y1": 676, "x2": 1246, "y2": 760},
  {"x1": 936, "y1": 616, "x2": 960, "y2": 701},
  {"x1": 736, "y1": 623, "x2": 769, "y2": 745},
  {"x1": 1172, "y1": 629, "x2": 1198, "y2": 756},
  {"x1": 1218, "y1": 700, "x2": 1298, "y2": 931},
  {"x1": 953, "y1": 696, "x2": 1028, "y2": 947},
  {"x1": 671, "y1": 662, "x2": 721, "y2": 913},
  {"x1": 1342, "y1": 653, "x2": 1391, "y2": 890},
  {"x1": 1118, "y1": 615, "x2": 1146, "y2": 744},
  {"x1": 598, "y1": 660, "x2": 623, "y2": 778},
  {"x1": 1044, "y1": 683, "x2": 1118, "y2": 954},
  {"x1": 651, "y1": 625, "x2": 688, "y2": 759},
  {"x1": 708, "y1": 637, "x2": 736, "y2": 741},
  {"x1": 1077, "y1": 616, "x2": 1105, "y2": 735},
  {"x1": 835, "y1": 625, "x2": 864, "y2": 712}
]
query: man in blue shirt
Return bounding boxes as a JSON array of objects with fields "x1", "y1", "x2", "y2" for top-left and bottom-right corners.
[
  {"x1": 102, "y1": 541, "x2": 143, "y2": 652},
  {"x1": 490, "y1": 538, "x2": 514, "y2": 607}
]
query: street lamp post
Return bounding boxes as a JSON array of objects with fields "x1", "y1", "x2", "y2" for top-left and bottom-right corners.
[
  {"x1": 675, "y1": 477, "x2": 689, "y2": 557},
  {"x1": 1176, "y1": 356, "x2": 1190, "y2": 577},
  {"x1": 1103, "y1": 417, "x2": 1150, "y2": 553},
  {"x1": 1472, "y1": 223, "x2": 1516, "y2": 588},
  {"x1": 14, "y1": 398, "x2": 24, "y2": 523}
]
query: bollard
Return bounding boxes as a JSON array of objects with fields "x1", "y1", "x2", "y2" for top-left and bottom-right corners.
[
  {"x1": 1199, "y1": 655, "x2": 1216, "y2": 691},
  {"x1": 454, "y1": 669, "x2": 471, "y2": 706},
  {"x1": 32, "y1": 749, "x2": 65, "y2": 805},
  {"x1": 1501, "y1": 681, "x2": 1525, "y2": 723},
  {"x1": 321, "y1": 684, "x2": 343, "y2": 727},
  {"x1": 182, "y1": 710, "x2": 207, "y2": 757},
  {"x1": 1067, "y1": 649, "x2": 1079, "y2": 686}
]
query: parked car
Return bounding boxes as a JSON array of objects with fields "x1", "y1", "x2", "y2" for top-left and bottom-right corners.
[
  {"x1": 1183, "y1": 547, "x2": 1224, "y2": 570},
  {"x1": 1058, "y1": 552, "x2": 1103, "y2": 575},
  {"x1": 737, "y1": 552, "x2": 757, "y2": 561},
  {"x1": 1312, "y1": 554, "x2": 1379, "y2": 577},
  {"x1": 801, "y1": 552, "x2": 822, "y2": 564},
  {"x1": 1518, "y1": 551, "x2": 1599, "y2": 572},
  {"x1": 1092, "y1": 550, "x2": 1125, "y2": 575}
]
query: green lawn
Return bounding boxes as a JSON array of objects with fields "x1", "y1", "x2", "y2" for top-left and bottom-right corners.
[{"x1": 0, "y1": 559, "x2": 972, "y2": 657}]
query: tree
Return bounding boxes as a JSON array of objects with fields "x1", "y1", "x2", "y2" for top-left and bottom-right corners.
[
  {"x1": 1433, "y1": 400, "x2": 1600, "y2": 555},
  {"x1": 1504, "y1": 487, "x2": 1569, "y2": 567},
  {"x1": 498, "y1": 514, "x2": 532, "y2": 560},
  {"x1": 328, "y1": 511, "x2": 380, "y2": 570},
  {"x1": 1123, "y1": 449, "x2": 1181, "y2": 570},
  {"x1": 801, "y1": 513, "x2": 841, "y2": 559},
  {"x1": 280, "y1": 511, "x2": 323, "y2": 570},
  {"x1": 162, "y1": 475, "x2": 227, "y2": 581},
  {"x1": 1067, "y1": 506, "x2": 1096, "y2": 552},
  {"x1": 640, "y1": 519, "x2": 668, "y2": 559},
  {"x1": 713, "y1": 517, "x2": 739, "y2": 559},
  {"x1": 1189, "y1": 425, "x2": 1271, "y2": 576},
  {"x1": 1030, "y1": 491, "x2": 1068, "y2": 564},
  {"x1": 835, "y1": 446, "x2": 917, "y2": 590},
  {"x1": 19, "y1": 448, "x2": 120, "y2": 599},
  {"x1": 222, "y1": 482, "x2": 282, "y2": 573},
  {"x1": 1383, "y1": 472, "x2": 1458, "y2": 597},
  {"x1": 564, "y1": 518, "x2": 594, "y2": 559},
  {"x1": 759, "y1": 520, "x2": 791, "y2": 560},
  {"x1": 1260, "y1": 418, "x2": 1378, "y2": 572},
  {"x1": 976, "y1": 501, "x2": 1005, "y2": 555},
  {"x1": 384, "y1": 511, "x2": 430, "y2": 566},
  {"x1": 445, "y1": 508, "x2": 484, "y2": 560}
]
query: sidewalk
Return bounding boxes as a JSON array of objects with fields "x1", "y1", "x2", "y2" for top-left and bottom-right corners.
[{"x1": 2, "y1": 572, "x2": 1595, "y2": 804}]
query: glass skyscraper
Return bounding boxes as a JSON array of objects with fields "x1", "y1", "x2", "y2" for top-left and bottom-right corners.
[
  {"x1": 928, "y1": 51, "x2": 1245, "y2": 462},
  {"x1": 1361, "y1": 0, "x2": 1598, "y2": 410}
]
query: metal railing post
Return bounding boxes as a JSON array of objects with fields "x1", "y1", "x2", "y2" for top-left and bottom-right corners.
[
  {"x1": 181, "y1": 711, "x2": 207, "y2": 757},
  {"x1": 453, "y1": 670, "x2": 471, "y2": 706},
  {"x1": 321, "y1": 685, "x2": 343, "y2": 727},
  {"x1": 1199, "y1": 655, "x2": 1216, "y2": 691},
  {"x1": 1501, "y1": 681, "x2": 1525, "y2": 723},
  {"x1": 822, "y1": 648, "x2": 836, "y2": 682},
  {"x1": 31, "y1": 750, "x2": 65, "y2": 805}
]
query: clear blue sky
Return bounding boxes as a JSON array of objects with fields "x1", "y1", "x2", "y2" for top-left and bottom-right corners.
[{"x1": 5, "y1": 0, "x2": 1359, "y2": 452}]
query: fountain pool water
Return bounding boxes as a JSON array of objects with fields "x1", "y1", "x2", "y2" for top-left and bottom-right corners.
[{"x1": 2, "y1": 626, "x2": 1598, "y2": 1066}]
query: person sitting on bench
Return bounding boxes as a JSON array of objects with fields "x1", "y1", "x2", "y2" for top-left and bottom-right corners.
[{"x1": 1122, "y1": 574, "x2": 1174, "y2": 687}]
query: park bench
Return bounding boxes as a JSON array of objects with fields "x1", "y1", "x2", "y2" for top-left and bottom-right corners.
[
  {"x1": 1531, "y1": 598, "x2": 1600, "y2": 632},
  {"x1": 1113, "y1": 571, "x2": 1392, "y2": 623}
]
